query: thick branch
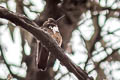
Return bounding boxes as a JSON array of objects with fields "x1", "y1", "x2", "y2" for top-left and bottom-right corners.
[{"x1": 0, "y1": 6, "x2": 93, "y2": 80}]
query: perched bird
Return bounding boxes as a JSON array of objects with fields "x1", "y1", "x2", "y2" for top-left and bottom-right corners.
[{"x1": 36, "y1": 18, "x2": 62, "y2": 71}]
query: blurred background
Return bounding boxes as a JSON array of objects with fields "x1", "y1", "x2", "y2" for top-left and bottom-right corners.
[{"x1": 0, "y1": 0, "x2": 120, "y2": 80}]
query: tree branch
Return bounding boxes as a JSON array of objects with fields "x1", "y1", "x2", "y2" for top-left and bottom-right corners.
[
  {"x1": 0, "y1": 45, "x2": 23, "y2": 79},
  {"x1": 0, "y1": 6, "x2": 93, "y2": 80},
  {"x1": 88, "y1": 49, "x2": 119, "y2": 74}
]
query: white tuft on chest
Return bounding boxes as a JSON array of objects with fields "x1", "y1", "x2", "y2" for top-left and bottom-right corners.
[{"x1": 49, "y1": 26, "x2": 59, "y2": 34}]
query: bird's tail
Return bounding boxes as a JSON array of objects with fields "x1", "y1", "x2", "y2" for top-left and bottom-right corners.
[{"x1": 37, "y1": 43, "x2": 50, "y2": 71}]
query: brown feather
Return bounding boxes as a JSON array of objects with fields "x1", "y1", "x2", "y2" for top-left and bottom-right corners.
[{"x1": 37, "y1": 18, "x2": 62, "y2": 71}]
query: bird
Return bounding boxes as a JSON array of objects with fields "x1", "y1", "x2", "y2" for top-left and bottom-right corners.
[{"x1": 36, "y1": 18, "x2": 62, "y2": 71}]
